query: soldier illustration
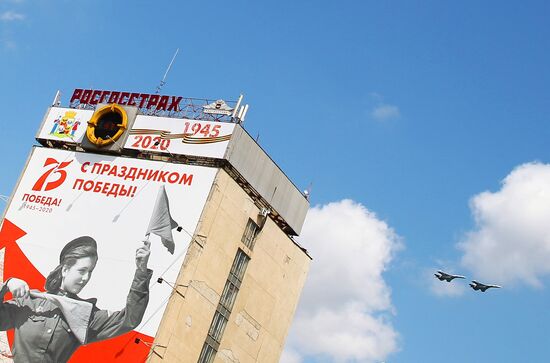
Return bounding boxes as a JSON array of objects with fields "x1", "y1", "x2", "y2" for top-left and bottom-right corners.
[{"x1": 0, "y1": 236, "x2": 152, "y2": 363}]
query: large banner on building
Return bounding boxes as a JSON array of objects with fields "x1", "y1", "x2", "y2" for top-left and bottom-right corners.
[
  {"x1": 36, "y1": 108, "x2": 236, "y2": 160},
  {"x1": 0, "y1": 147, "x2": 217, "y2": 361},
  {"x1": 124, "y1": 116, "x2": 235, "y2": 159}
]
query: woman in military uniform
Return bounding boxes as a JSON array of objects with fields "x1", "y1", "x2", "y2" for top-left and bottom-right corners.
[{"x1": 0, "y1": 236, "x2": 152, "y2": 363}]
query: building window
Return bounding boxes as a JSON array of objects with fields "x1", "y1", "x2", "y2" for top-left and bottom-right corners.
[
  {"x1": 208, "y1": 310, "x2": 228, "y2": 342},
  {"x1": 241, "y1": 218, "x2": 259, "y2": 250},
  {"x1": 197, "y1": 249, "x2": 250, "y2": 363},
  {"x1": 197, "y1": 342, "x2": 216, "y2": 363},
  {"x1": 220, "y1": 280, "x2": 239, "y2": 311},
  {"x1": 230, "y1": 249, "x2": 249, "y2": 283}
]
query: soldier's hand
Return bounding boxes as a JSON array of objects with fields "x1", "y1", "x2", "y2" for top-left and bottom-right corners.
[
  {"x1": 136, "y1": 239, "x2": 151, "y2": 272},
  {"x1": 7, "y1": 278, "x2": 30, "y2": 300}
]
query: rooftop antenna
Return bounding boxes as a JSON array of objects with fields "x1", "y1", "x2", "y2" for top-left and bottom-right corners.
[
  {"x1": 51, "y1": 90, "x2": 61, "y2": 107},
  {"x1": 155, "y1": 48, "x2": 179, "y2": 94},
  {"x1": 232, "y1": 94, "x2": 243, "y2": 119},
  {"x1": 238, "y1": 104, "x2": 249, "y2": 123},
  {"x1": 303, "y1": 183, "x2": 313, "y2": 201}
]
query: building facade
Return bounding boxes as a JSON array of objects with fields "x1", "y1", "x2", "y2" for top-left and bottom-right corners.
[
  {"x1": 152, "y1": 168, "x2": 310, "y2": 362},
  {"x1": 0, "y1": 90, "x2": 311, "y2": 363}
]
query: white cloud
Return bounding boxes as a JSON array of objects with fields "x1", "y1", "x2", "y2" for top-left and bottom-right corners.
[
  {"x1": 280, "y1": 348, "x2": 301, "y2": 363},
  {"x1": 458, "y1": 162, "x2": 550, "y2": 288},
  {"x1": 371, "y1": 104, "x2": 400, "y2": 121},
  {"x1": 284, "y1": 200, "x2": 402, "y2": 363},
  {"x1": 0, "y1": 11, "x2": 25, "y2": 21}
]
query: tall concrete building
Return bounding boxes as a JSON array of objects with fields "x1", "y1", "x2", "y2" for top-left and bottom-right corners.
[{"x1": 0, "y1": 89, "x2": 311, "y2": 363}]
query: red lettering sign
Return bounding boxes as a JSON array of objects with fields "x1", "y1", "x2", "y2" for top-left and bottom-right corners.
[{"x1": 69, "y1": 89, "x2": 183, "y2": 111}]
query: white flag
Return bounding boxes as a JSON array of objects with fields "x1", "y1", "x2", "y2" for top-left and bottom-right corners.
[
  {"x1": 146, "y1": 185, "x2": 179, "y2": 254},
  {"x1": 30, "y1": 291, "x2": 93, "y2": 344}
]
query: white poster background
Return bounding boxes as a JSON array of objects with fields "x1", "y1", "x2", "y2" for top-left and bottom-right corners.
[
  {"x1": 36, "y1": 107, "x2": 93, "y2": 143},
  {"x1": 125, "y1": 115, "x2": 235, "y2": 159},
  {"x1": 3, "y1": 147, "x2": 216, "y2": 337}
]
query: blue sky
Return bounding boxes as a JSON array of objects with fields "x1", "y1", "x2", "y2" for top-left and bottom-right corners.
[{"x1": 2, "y1": 1, "x2": 550, "y2": 362}]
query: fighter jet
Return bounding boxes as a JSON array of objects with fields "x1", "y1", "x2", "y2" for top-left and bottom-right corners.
[
  {"x1": 469, "y1": 280, "x2": 502, "y2": 292},
  {"x1": 434, "y1": 270, "x2": 466, "y2": 282}
]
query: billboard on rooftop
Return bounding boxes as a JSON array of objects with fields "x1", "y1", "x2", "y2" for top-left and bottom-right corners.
[{"x1": 0, "y1": 146, "x2": 216, "y2": 362}]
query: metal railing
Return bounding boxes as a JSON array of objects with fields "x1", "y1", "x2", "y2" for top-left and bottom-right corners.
[{"x1": 69, "y1": 97, "x2": 240, "y2": 123}]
